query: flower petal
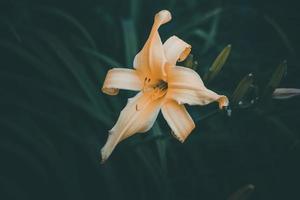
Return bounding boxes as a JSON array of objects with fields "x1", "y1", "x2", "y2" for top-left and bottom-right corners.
[
  {"x1": 133, "y1": 10, "x2": 171, "y2": 80},
  {"x1": 163, "y1": 36, "x2": 191, "y2": 66},
  {"x1": 167, "y1": 88, "x2": 229, "y2": 109},
  {"x1": 161, "y1": 100, "x2": 195, "y2": 142},
  {"x1": 101, "y1": 91, "x2": 162, "y2": 162},
  {"x1": 167, "y1": 66, "x2": 228, "y2": 108},
  {"x1": 102, "y1": 68, "x2": 143, "y2": 95},
  {"x1": 167, "y1": 66, "x2": 205, "y2": 90}
]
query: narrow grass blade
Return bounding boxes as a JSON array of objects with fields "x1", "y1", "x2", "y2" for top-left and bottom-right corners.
[
  {"x1": 76, "y1": 45, "x2": 122, "y2": 114},
  {"x1": 36, "y1": 6, "x2": 97, "y2": 49},
  {"x1": 79, "y1": 47, "x2": 121, "y2": 67},
  {"x1": 34, "y1": 30, "x2": 97, "y2": 104},
  {"x1": 0, "y1": 72, "x2": 112, "y2": 126},
  {"x1": 130, "y1": 0, "x2": 141, "y2": 23},
  {"x1": 22, "y1": 34, "x2": 68, "y2": 83},
  {"x1": 201, "y1": 14, "x2": 219, "y2": 53},
  {"x1": 264, "y1": 15, "x2": 295, "y2": 55},
  {"x1": 175, "y1": 8, "x2": 222, "y2": 34},
  {"x1": 190, "y1": 29, "x2": 209, "y2": 40},
  {"x1": 152, "y1": 122, "x2": 167, "y2": 173},
  {"x1": 121, "y1": 19, "x2": 138, "y2": 66},
  {"x1": 0, "y1": 40, "x2": 56, "y2": 82}
]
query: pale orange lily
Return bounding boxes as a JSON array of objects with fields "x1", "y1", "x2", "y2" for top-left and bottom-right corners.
[{"x1": 101, "y1": 10, "x2": 229, "y2": 162}]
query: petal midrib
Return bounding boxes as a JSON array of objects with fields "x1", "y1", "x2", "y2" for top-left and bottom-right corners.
[{"x1": 113, "y1": 93, "x2": 161, "y2": 144}]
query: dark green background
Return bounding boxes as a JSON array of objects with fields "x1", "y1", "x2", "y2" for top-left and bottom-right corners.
[{"x1": 0, "y1": 0, "x2": 299, "y2": 199}]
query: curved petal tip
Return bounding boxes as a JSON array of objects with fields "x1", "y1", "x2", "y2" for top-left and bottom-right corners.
[
  {"x1": 102, "y1": 87, "x2": 118, "y2": 96},
  {"x1": 100, "y1": 145, "x2": 111, "y2": 164},
  {"x1": 217, "y1": 95, "x2": 229, "y2": 109},
  {"x1": 178, "y1": 47, "x2": 191, "y2": 62},
  {"x1": 155, "y1": 10, "x2": 172, "y2": 25}
]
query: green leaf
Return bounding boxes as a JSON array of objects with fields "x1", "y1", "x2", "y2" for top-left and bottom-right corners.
[
  {"x1": 78, "y1": 47, "x2": 121, "y2": 67},
  {"x1": 175, "y1": 8, "x2": 222, "y2": 34},
  {"x1": 0, "y1": 40, "x2": 56, "y2": 82},
  {"x1": 201, "y1": 14, "x2": 219, "y2": 53},
  {"x1": 130, "y1": 0, "x2": 141, "y2": 23},
  {"x1": 35, "y1": 6, "x2": 97, "y2": 49},
  {"x1": 232, "y1": 73, "x2": 254, "y2": 105},
  {"x1": 152, "y1": 122, "x2": 167, "y2": 173},
  {"x1": 121, "y1": 19, "x2": 138, "y2": 66},
  {"x1": 34, "y1": 30, "x2": 95, "y2": 97},
  {"x1": 76, "y1": 46, "x2": 122, "y2": 113},
  {"x1": 203, "y1": 44, "x2": 231, "y2": 82},
  {"x1": 264, "y1": 15, "x2": 295, "y2": 55},
  {"x1": 190, "y1": 29, "x2": 209, "y2": 40},
  {"x1": 22, "y1": 34, "x2": 68, "y2": 82},
  {"x1": 0, "y1": 72, "x2": 112, "y2": 126},
  {"x1": 135, "y1": 146, "x2": 166, "y2": 188},
  {"x1": 33, "y1": 30, "x2": 119, "y2": 117}
]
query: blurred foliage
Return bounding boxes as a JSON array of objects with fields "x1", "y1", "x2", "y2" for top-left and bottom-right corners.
[{"x1": 0, "y1": 0, "x2": 299, "y2": 200}]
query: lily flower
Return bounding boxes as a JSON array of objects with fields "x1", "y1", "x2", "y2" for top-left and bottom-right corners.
[{"x1": 101, "y1": 10, "x2": 229, "y2": 162}]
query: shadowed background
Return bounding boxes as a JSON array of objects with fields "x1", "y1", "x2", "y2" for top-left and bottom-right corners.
[{"x1": 0, "y1": 0, "x2": 299, "y2": 199}]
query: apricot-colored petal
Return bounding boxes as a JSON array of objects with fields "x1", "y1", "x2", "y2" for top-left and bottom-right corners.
[
  {"x1": 101, "y1": 91, "x2": 162, "y2": 162},
  {"x1": 167, "y1": 88, "x2": 229, "y2": 108},
  {"x1": 167, "y1": 66, "x2": 205, "y2": 90},
  {"x1": 102, "y1": 68, "x2": 143, "y2": 95},
  {"x1": 167, "y1": 66, "x2": 228, "y2": 108},
  {"x1": 133, "y1": 10, "x2": 171, "y2": 80},
  {"x1": 161, "y1": 100, "x2": 195, "y2": 142},
  {"x1": 163, "y1": 36, "x2": 191, "y2": 66}
]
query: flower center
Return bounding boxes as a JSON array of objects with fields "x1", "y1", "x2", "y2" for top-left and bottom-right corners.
[
  {"x1": 154, "y1": 80, "x2": 168, "y2": 91},
  {"x1": 143, "y1": 77, "x2": 168, "y2": 91},
  {"x1": 142, "y1": 77, "x2": 168, "y2": 101}
]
